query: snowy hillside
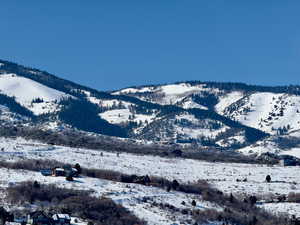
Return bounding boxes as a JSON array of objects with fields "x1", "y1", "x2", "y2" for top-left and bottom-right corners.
[
  {"x1": 114, "y1": 82, "x2": 300, "y2": 137},
  {"x1": 0, "y1": 74, "x2": 70, "y2": 115},
  {"x1": 0, "y1": 104, "x2": 27, "y2": 123},
  {"x1": 137, "y1": 111, "x2": 247, "y2": 147},
  {"x1": 221, "y1": 92, "x2": 300, "y2": 135},
  {"x1": 2, "y1": 59, "x2": 300, "y2": 152},
  {"x1": 215, "y1": 91, "x2": 244, "y2": 113},
  {"x1": 112, "y1": 81, "x2": 300, "y2": 154}
]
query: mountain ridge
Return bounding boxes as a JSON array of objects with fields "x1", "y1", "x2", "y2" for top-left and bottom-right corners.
[{"x1": 4, "y1": 59, "x2": 300, "y2": 155}]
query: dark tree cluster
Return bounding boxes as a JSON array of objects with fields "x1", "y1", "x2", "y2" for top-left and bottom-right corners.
[{"x1": 58, "y1": 98, "x2": 127, "y2": 137}]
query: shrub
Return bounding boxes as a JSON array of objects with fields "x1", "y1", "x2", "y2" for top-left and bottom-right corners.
[
  {"x1": 66, "y1": 176, "x2": 74, "y2": 181},
  {"x1": 6, "y1": 182, "x2": 145, "y2": 225},
  {"x1": 194, "y1": 208, "x2": 287, "y2": 225},
  {"x1": 74, "y1": 163, "x2": 82, "y2": 174},
  {"x1": 266, "y1": 175, "x2": 271, "y2": 183},
  {"x1": 6, "y1": 182, "x2": 89, "y2": 204},
  {"x1": 33, "y1": 181, "x2": 40, "y2": 189},
  {"x1": 191, "y1": 200, "x2": 196, "y2": 207},
  {"x1": 249, "y1": 195, "x2": 257, "y2": 206},
  {"x1": 172, "y1": 180, "x2": 180, "y2": 190}
]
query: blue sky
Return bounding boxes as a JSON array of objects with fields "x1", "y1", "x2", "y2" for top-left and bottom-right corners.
[{"x1": 0, "y1": 1, "x2": 299, "y2": 91}]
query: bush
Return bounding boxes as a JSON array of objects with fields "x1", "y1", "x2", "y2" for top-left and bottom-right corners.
[
  {"x1": 66, "y1": 176, "x2": 74, "y2": 181},
  {"x1": 266, "y1": 175, "x2": 271, "y2": 183},
  {"x1": 7, "y1": 182, "x2": 89, "y2": 204},
  {"x1": 191, "y1": 200, "x2": 196, "y2": 207},
  {"x1": 74, "y1": 163, "x2": 82, "y2": 174},
  {"x1": 6, "y1": 182, "x2": 145, "y2": 225},
  {"x1": 194, "y1": 208, "x2": 286, "y2": 225},
  {"x1": 0, "y1": 159, "x2": 65, "y2": 172}
]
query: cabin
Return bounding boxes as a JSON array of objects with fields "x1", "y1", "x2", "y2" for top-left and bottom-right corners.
[
  {"x1": 52, "y1": 168, "x2": 65, "y2": 177},
  {"x1": 27, "y1": 211, "x2": 52, "y2": 225},
  {"x1": 51, "y1": 166, "x2": 79, "y2": 177},
  {"x1": 52, "y1": 214, "x2": 71, "y2": 225}
]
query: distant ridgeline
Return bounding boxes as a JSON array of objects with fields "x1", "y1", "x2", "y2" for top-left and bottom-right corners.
[{"x1": 7, "y1": 59, "x2": 300, "y2": 150}]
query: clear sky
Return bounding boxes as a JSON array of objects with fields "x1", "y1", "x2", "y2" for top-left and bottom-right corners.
[{"x1": 0, "y1": 1, "x2": 299, "y2": 91}]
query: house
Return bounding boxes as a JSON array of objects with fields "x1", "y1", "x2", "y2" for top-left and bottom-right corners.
[
  {"x1": 51, "y1": 166, "x2": 79, "y2": 177},
  {"x1": 52, "y1": 214, "x2": 71, "y2": 225},
  {"x1": 27, "y1": 211, "x2": 52, "y2": 225},
  {"x1": 52, "y1": 168, "x2": 65, "y2": 177}
]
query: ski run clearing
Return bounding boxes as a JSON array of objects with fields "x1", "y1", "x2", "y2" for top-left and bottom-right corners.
[{"x1": 0, "y1": 137, "x2": 300, "y2": 224}]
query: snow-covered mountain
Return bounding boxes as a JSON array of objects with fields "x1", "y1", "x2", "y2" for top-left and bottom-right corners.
[
  {"x1": 111, "y1": 81, "x2": 300, "y2": 155},
  {"x1": 113, "y1": 82, "x2": 300, "y2": 137},
  {"x1": 3, "y1": 59, "x2": 300, "y2": 155}
]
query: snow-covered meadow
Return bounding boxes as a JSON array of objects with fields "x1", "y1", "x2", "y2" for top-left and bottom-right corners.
[
  {"x1": 0, "y1": 167, "x2": 218, "y2": 225},
  {"x1": 0, "y1": 136, "x2": 300, "y2": 221},
  {"x1": 1, "y1": 137, "x2": 299, "y2": 197},
  {"x1": 0, "y1": 137, "x2": 225, "y2": 225}
]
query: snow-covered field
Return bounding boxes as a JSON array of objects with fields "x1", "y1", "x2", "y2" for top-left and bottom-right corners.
[
  {"x1": 0, "y1": 165, "x2": 218, "y2": 225},
  {"x1": 1, "y1": 137, "x2": 299, "y2": 196},
  {"x1": 260, "y1": 202, "x2": 300, "y2": 218},
  {"x1": 0, "y1": 136, "x2": 300, "y2": 222}
]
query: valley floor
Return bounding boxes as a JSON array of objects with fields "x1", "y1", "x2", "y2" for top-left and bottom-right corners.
[{"x1": 0, "y1": 137, "x2": 300, "y2": 223}]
